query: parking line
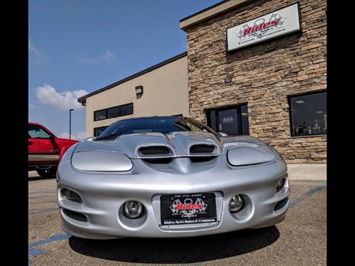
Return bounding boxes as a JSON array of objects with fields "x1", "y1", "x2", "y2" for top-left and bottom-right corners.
[
  {"x1": 289, "y1": 185, "x2": 326, "y2": 208},
  {"x1": 28, "y1": 234, "x2": 70, "y2": 265}
]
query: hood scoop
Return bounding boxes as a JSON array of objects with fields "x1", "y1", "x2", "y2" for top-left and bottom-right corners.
[
  {"x1": 190, "y1": 144, "x2": 215, "y2": 154},
  {"x1": 138, "y1": 146, "x2": 173, "y2": 157}
]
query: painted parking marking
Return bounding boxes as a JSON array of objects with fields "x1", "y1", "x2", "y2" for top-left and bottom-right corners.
[
  {"x1": 28, "y1": 234, "x2": 70, "y2": 265},
  {"x1": 289, "y1": 185, "x2": 326, "y2": 208},
  {"x1": 29, "y1": 208, "x2": 59, "y2": 216}
]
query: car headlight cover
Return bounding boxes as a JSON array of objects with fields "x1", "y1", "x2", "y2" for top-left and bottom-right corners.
[
  {"x1": 227, "y1": 146, "x2": 275, "y2": 166},
  {"x1": 71, "y1": 151, "x2": 133, "y2": 171}
]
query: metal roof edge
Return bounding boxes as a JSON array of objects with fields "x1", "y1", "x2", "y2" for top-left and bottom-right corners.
[{"x1": 180, "y1": 0, "x2": 252, "y2": 31}]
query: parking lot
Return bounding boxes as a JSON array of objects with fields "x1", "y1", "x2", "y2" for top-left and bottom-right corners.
[{"x1": 28, "y1": 169, "x2": 326, "y2": 266}]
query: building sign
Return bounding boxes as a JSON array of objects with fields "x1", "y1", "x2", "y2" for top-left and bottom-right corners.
[{"x1": 227, "y1": 3, "x2": 301, "y2": 52}]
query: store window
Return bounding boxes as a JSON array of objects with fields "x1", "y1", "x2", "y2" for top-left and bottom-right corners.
[
  {"x1": 95, "y1": 110, "x2": 106, "y2": 121},
  {"x1": 206, "y1": 104, "x2": 249, "y2": 136},
  {"x1": 120, "y1": 103, "x2": 134, "y2": 116},
  {"x1": 94, "y1": 103, "x2": 133, "y2": 121},
  {"x1": 289, "y1": 91, "x2": 327, "y2": 137},
  {"x1": 107, "y1": 107, "x2": 120, "y2": 118}
]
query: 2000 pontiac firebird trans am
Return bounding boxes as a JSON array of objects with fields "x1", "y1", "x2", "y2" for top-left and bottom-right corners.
[{"x1": 57, "y1": 116, "x2": 290, "y2": 239}]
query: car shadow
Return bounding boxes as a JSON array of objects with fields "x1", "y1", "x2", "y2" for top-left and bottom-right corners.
[{"x1": 68, "y1": 226, "x2": 279, "y2": 263}]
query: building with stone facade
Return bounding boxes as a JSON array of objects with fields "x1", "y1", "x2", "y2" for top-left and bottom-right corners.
[{"x1": 78, "y1": 0, "x2": 327, "y2": 164}]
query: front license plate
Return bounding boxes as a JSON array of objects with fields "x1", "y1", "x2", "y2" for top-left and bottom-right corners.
[{"x1": 160, "y1": 193, "x2": 217, "y2": 225}]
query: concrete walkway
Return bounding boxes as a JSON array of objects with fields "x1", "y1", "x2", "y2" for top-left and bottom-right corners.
[{"x1": 287, "y1": 164, "x2": 326, "y2": 181}]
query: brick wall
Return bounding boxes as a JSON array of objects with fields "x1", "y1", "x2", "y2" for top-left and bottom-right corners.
[{"x1": 185, "y1": 0, "x2": 327, "y2": 163}]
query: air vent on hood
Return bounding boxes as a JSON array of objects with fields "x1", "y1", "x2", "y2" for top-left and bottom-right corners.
[
  {"x1": 190, "y1": 144, "x2": 215, "y2": 154},
  {"x1": 138, "y1": 146, "x2": 172, "y2": 156}
]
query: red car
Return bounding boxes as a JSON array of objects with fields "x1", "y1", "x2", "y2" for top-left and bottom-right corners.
[{"x1": 28, "y1": 122, "x2": 79, "y2": 178}]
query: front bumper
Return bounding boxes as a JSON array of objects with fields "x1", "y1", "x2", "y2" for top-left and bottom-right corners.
[{"x1": 57, "y1": 158, "x2": 290, "y2": 239}]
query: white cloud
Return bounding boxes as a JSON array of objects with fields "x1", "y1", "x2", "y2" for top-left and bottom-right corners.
[
  {"x1": 28, "y1": 102, "x2": 36, "y2": 109},
  {"x1": 35, "y1": 84, "x2": 88, "y2": 110},
  {"x1": 28, "y1": 39, "x2": 46, "y2": 64},
  {"x1": 77, "y1": 49, "x2": 116, "y2": 64},
  {"x1": 101, "y1": 50, "x2": 116, "y2": 61},
  {"x1": 77, "y1": 56, "x2": 100, "y2": 64}
]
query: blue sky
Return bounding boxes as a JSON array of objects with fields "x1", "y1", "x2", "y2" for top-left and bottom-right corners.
[{"x1": 28, "y1": 0, "x2": 222, "y2": 140}]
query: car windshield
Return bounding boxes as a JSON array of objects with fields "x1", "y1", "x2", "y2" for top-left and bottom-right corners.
[{"x1": 95, "y1": 116, "x2": 220, "y2": 140}]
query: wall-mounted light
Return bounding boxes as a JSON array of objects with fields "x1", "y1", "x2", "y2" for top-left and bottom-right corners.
[{"x1": 135, "y1": 85, "x2": 143, "y2": 96}]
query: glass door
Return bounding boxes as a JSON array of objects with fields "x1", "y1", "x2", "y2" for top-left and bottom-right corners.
[{"x1": 206, "y1": 104, "x2": 249, "y2": 136}]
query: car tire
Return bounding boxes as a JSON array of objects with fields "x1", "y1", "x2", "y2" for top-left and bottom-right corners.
[{"x1": 37, "y1": 168, "x2": 57, "y2": 178}]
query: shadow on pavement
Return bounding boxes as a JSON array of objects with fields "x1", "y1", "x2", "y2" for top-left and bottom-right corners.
[{"x1": 68, "y1": 226, "x2": 279, "y2": 263}]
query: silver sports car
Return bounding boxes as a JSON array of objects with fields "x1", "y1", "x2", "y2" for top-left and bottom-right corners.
[{"x1": 57, "y1": 116, "x2": 290, "y2": 239}]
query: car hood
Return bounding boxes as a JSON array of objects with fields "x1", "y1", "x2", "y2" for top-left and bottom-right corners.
[{"x1": 72, "y1": 132, "x2": 276, "y2": 163}]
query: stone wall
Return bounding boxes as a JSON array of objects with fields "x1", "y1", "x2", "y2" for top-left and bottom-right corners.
[{"x1": 185, "y1": 0, "x2": 327, "y2": 163}]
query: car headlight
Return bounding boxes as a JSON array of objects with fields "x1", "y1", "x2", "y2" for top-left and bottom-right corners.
[{"x1": 71, "y1": 151, "x2": 133, "y2": 171}]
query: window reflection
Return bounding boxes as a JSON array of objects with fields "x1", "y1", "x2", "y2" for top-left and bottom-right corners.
[
  {"x1": 289, "y1": 91, "x2": 327, "y2": 137},
  {"x1": 206, "y1": 104, "x2": 249, "y2": 136},
  {"x1": 94, "y1": 126, "x2": 108, "y2": 137}
]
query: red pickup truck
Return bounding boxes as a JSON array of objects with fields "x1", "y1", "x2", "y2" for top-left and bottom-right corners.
[{"x1": 28, "y1": 122, "x2": 79, "y2": 178}]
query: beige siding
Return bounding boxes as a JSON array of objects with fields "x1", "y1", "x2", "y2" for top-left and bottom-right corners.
[{"x1": 85, "y1": 56, "x2": 189, "y2": 137}]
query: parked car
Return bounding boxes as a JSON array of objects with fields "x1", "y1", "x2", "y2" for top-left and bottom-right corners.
[
  {"x1": 28, "y1": 122, "x2": 79, "y2": 178},
  {"x1": 57, "y1": 116, "x2": 290, "y2": 239}
]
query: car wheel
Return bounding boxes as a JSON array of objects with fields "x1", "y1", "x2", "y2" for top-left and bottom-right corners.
[{"x1": 37, "y1": 168, "x2": 57, "y2": 178}]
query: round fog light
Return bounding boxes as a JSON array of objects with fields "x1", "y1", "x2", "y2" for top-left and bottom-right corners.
[
  {"x1": 123, "y1": 201, "x2": 144, "y2": 219},
  {"x1": 229, "y1": 195, "x2": 244, "y2": 213}
]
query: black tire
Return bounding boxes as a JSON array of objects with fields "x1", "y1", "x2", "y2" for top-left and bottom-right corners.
[{"x1": 37, "y1": 168, "x2": 57, "y2": 178}]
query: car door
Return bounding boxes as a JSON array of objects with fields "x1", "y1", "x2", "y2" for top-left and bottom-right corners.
[{"x1": 28, "y1": 124, "x2": 60, "y2": 165}]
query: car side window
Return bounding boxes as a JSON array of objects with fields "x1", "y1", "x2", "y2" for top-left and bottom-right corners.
[{"x1": 28, "y1": 125, "x2": 51, "y2": 139}]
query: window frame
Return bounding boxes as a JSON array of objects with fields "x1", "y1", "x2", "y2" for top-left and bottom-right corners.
[
  {"x1": 288, "y1": 91, "x2": 327, "y2": 137},
  {"x1": 94, "y1": 103, "x2": 133, "y2": 121},
  {"x1": 206, "y1": 104, "x2": 249, "y2": 136}
]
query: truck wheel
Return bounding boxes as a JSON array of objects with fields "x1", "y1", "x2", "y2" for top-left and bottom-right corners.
[{"x1": 37, "y1": 168, "x2": 57, "y2": 178}]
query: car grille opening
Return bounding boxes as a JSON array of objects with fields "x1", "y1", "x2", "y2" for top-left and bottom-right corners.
[
  {"x1": 142, "y1": 158, "x2": 174, "y2": 164},
  {"x1": 274, "y1": 197, "x2": 289, "y2": 211},
  {"x1": 62, "y1": 208, "x2": 87, "y2": 222}
]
